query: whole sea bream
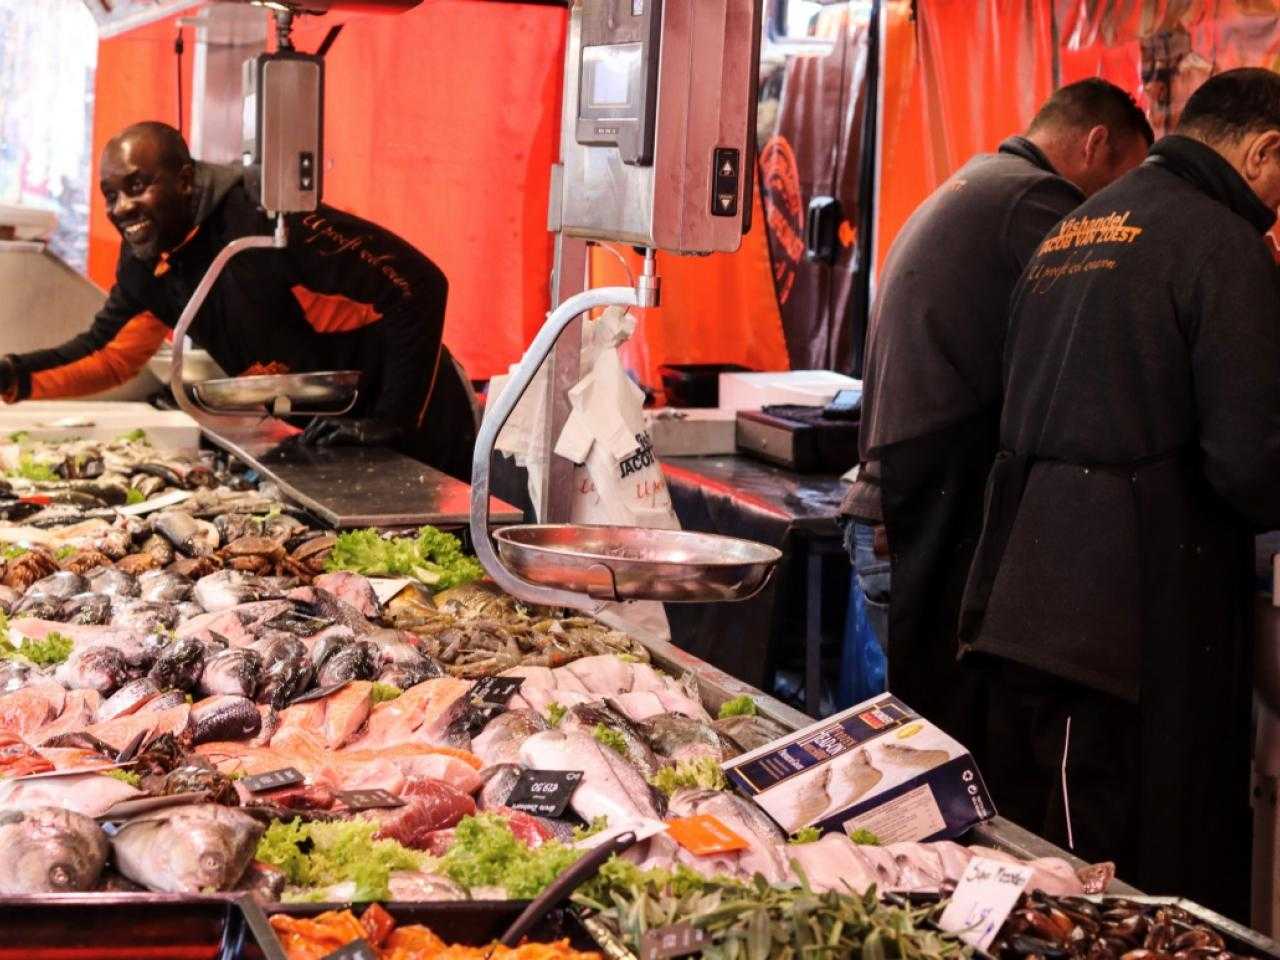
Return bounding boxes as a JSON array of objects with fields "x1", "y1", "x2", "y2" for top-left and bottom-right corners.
[{"x1": 110, "y1": 803, "x2": 264, "y2": 893}]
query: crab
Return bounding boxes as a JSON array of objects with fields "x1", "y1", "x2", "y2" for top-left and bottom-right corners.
[
  {"x1": 218, "y1": 536, "x2": 286, "y2": 575},
  {"x1": 3, "y1": 549, "x2": 60, "y2": 592},
  {"x1": 60, "y1": 548, "x2": 114, "y2": 577},
  {"x1": 283, "y1": 534, "x2": 336, "y2": 579},
  {"x1": 115, "y1": 552, "x2": 162, "y2": 577},
  {"x1": 168, "y1": 555, "x2": 224, "y2": 579}
]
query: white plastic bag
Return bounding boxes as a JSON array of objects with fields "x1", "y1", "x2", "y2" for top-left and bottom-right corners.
[{"x1": 554, "y1": 306, "x2": 679, "y2": 529}]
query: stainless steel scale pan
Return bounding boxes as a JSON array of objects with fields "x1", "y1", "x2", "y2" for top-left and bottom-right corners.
[{"x1": 470, "y1": 274, "x2": 781, "y2": 613}]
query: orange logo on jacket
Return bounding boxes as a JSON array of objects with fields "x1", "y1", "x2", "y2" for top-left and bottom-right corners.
[
  {"x1": 1037, "y1": 211, "x2": 1143, "y2": 255},
  {"x1": 298, "y1": 213, "x2": 414, "y2": 297}
]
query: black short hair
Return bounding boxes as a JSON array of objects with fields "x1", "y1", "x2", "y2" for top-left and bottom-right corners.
[
  {"x1": 113, "y1": 121, "x2": 192, "y2": 172},
  {"x1": 1028, "y1": 78, "x2": 1155, "y2": 146},
  {"x1": 1177, "y1": 68, "x2": 1280, "y2": 143}
]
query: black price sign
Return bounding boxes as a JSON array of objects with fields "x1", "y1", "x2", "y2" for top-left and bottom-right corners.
[
  {"x1": 336, "y1": 788, "x2": 406, "y2": 811},
  {"x1": 463, "y1": 676, "x2": 526, "y2": 732},
  {"x1": 241, "y1": 767, "x2": 304, "y2": 794},
  {"x1": 322, "y1": 939, "x2": 378, "y2": 960},
  {"x1": 641, "y1": 923, "x2": 709, "y2": 960},
  {"x1": 505, "y1": 769, "x2": 582, "y2": 818}
]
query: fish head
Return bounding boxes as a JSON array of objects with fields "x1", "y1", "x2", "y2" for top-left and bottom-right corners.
[
  {"x1": 1, "y1": 809, "x2": 106, "y2": 894},
  {"x1": 162, "y1": 821, "x2": 237, "y2": 890},
  {"x1": 316, "y1": 642, "x2": 379, "y2": 686},
  {"x1": 61, "y1": 647, "x2": 129, "y2": 696}
]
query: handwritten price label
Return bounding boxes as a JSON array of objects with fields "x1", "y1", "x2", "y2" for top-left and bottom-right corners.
[{"x1": 938, "y1": 856, "x2": 1033, "y2": 951}]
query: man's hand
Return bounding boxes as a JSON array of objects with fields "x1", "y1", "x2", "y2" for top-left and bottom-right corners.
[{"x1": 299, "y1": 416, "x2": 403, "y2": 448}]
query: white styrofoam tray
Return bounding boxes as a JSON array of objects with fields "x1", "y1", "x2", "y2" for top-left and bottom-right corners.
[{"x1": 718, "y1": 370, "x2": 861, "y2": 412}]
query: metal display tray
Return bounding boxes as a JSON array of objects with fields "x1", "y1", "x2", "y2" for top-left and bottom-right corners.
[
  {"x1": 259, "y1": 901, "x2": 603, "y2": 954},
  {"x1": 0, "y1": 893, "x2": 283, "y2": 960}
]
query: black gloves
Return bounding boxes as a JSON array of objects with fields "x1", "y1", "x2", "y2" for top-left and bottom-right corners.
[{"x1": 299, "y1": 416, "x2": 403, "y2": 448}]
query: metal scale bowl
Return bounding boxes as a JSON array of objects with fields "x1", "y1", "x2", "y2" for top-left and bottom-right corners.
[{"x1": 470, "y1": 273, "x2": 782, "y2": 612}]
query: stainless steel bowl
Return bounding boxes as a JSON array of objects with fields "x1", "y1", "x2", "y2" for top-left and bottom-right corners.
[
  {"x1": 493, "y1": 524, "x2": 782, "y2": 603},
  {"x1": 190, "y1": 371, "x2": 360, "y2": 415}
]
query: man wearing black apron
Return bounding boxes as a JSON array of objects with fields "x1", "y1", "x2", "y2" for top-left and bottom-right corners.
[
  {"x1": 959, "y1": 68, "x2": 1280, "y2": 919},
  {"x1": 842, "y1": 80, "x2": 1152, "y2": 745}
]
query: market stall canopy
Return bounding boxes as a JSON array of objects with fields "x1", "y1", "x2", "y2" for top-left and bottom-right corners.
[{"x1": 79, "y1": 0, "x2": 421, "y2": 38}]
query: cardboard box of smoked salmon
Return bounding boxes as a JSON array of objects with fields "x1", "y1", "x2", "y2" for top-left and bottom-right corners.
[{"x1": 722, "y1": 693, "x2": 996, "y2": 843}]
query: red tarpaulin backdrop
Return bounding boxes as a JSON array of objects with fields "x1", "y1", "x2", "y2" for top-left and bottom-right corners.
[{"x1": 874, "y1": 0, "x2": 1280, "y2": 276}]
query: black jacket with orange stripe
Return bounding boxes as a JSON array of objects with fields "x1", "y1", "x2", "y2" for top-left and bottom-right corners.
[{"x1": 8, "y1": 163, "x2": 476, "y2": 479}]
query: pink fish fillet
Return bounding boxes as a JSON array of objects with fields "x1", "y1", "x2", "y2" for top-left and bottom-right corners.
[
  {"x1": 32, "y1": 689, "x2": 103, "y2": 743},
  {"x1": 609, "y1": 690, "x2": 709, "y2": 722},
  {"x1": 349, "y1": 677, "x2": 471, "y2": 749},
  {"x1": 78, "y1": 704, "x2": 191, "y2": 753},
  {"x1": 785, "y1": 834, "x2": 883, "y2": 894},
  {"x1": 884, "y1": 842, "x2": 947, "y2": 891},
  {"x1": 0, "y1": 683, "x2": 66, "y2": 739}
]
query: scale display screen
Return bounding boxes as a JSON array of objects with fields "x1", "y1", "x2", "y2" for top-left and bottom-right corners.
[{"x1": 583, "y1": 43, "x2": 641, "y2": 108}]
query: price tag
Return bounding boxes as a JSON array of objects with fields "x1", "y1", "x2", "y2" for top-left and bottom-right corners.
[
  {"x1": 505, "y1": 769, "x2": 583, "y2": 818},
  {"x1": 640, "y1": 923, "x2": 708, "y2": 960},
  {"x1": 337, "y1": 788, "x2": 406, "y2": 811},
  {"x1": 466, "y1": 676, "x2": 526, "y2": 725},
  {"x1": 665, "y1": 814, "x2": 750, "y2": 857},
  {"x1": 937, "y1": 856, "x2": 1033, "y2": 950},
  {"x1": 241, "y1": 767, "x2": 304, "y2": 794},
  {"x1": 321, "y1": 939, "x2": 378, "y2": 960}
]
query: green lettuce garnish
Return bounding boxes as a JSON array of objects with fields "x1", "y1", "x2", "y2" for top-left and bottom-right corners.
[
  {"x1": 370, "y1": 682, "x2": 402, "y2": 704},
  {"x1": 117, "y1": 429, "x2": 148, "y2": 444},
  {"x1": 545, "y1": 702, "x2": 566, "y2": 728},
  {"x1": 717, "y1": 695, "x2": 758, "y2": 719},
  {"x1": 325, "y1": 525, "x2": 483, "y2": 589},
  {"x1": 9, "y1": 455, "x2": 56, "y2": 482},
  {"x1": 593, "y1": 724, "x2": 627, "y2": 755},
  {"x1": 255, "y1": 818, "x2": 427, "y2": 903},
  {"x1": 439, "y1": 813, "x2": 580, "y2": 899},
  {"x1": 789, "y1": 826, "x2": 822, "y2": 845},
  {"x1": 647, "y1": 757, "x2": 728, "y2": 797},
  {"x1": 849, "y1": 828, "x2": 881, "y2": 846},
  {"x1": 101, "y1": 769, "x2": 141, "y2": 788},
  {"x1": 572, "y1": 816, "x2": 609, "y2": 842},
  {"x1": 0, "y1": 630, "x2": 74, "y2": 667},
  {"x1": 125, "y1": 488, "x2": 146, "y2": 506}
]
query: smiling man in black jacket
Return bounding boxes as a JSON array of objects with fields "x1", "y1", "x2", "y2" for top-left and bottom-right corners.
[
  {"x1": 0, "y1": 121, "x2": 476, "y2": 479},
  {"x1": 960, "y1": 68, "x2": 1280, "y2": 917}
]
